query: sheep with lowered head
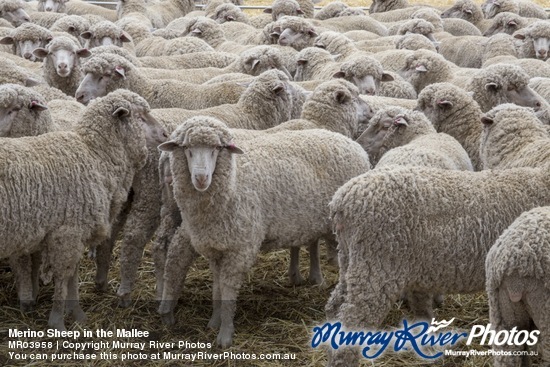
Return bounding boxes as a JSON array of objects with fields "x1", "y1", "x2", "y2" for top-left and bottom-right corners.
[
  {"x1": 0, "y1": 0, "x2": 30, "y2": 27},
  {"x1": 485, "y1": 206, "x2": 550, "y2": 367},
  {"x1": 0, "y1": 89, "x2": 167, "y2": 329},
  {"x1": 76, "y1": 53, "x2": 246, "y2": 109},
  {"x1": 357, "y1": 106, "x2": 473, "y2": 171},
  {"x1": 480, "y1": 103, "x2": 550, "y2": 170},
  {"x1": 157, "y1": 117, "x2": 371, "y2": 348}
]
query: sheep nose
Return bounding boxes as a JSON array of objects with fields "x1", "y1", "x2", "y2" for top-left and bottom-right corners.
[
  {"x1": 45, "y1": 6, "x2": 52, "y2": 11},
  {"x1": 76, "y1": 92, "x2": 84, "y2": 102},
  {"x1": 364, "y1": 89, "x2": 375, "y2": 95},
  {"x1": 58, "y1": 63, "x2": 67, "y2": 70},
  {"x1": 535, "y1": 101, "x2": 541, "y2": 110},
  {"x1": 195, "y1": 173, "x2": 209, "y2": 185},
  {"x1": 23, "y1": 52, "x2": 32, "y2": 59},
  {"x1": 22, "y1": 16, "x2": 30, "y2": 22}
]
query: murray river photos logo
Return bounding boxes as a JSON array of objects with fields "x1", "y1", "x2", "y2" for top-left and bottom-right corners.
[{"x1": 311, "y1": 318, "x2": 539, "y2": 360}]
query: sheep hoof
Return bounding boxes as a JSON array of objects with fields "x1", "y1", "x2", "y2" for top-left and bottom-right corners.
[
  {"x1": 327, "y1": 257, "x2": 339, "y2": 267},
  {"x1": 72, "y1": 308, "x2": 87, "y2": 323},
  {"x1": 160, "y1": 312, "x2": 175, "y2": 326},
  {"x1": 19, "y1": 300, "x2": 35, "y2": 313},
  {"x1": 216, "y1": 327, "x2": 234, "y2": 349},
  {"x1": 95, "y1": 281, "x2": 108, "y2": 293},
  {"x1": 118, "y1": 295, "x2": 132, "y2": 308},
  {"x1": 308, "y1": 273, "x2": 325, "y2": 286},
  {"x1": 289, "y1": 273, "x2": 305, "y2": 286},
  {"x1": 434, "y1": 294, "x2": 444, "y2": 308}
]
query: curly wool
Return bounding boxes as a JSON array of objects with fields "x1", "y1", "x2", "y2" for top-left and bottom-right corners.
[
  {"x1": 294, "y1": 47, "x2": 338, "y2": 81},
  {"x1": 515, "y1": 21, "x2": 550, "y2": 60},
  {"x1": 6, "y1": 23, "x2": 52, "y2": 43},
  {"x1": 267, "y1": 0, "x2": 303, "y2": 21},
  {"x1": 397, "y1": 19, "x2": 436, "y2": 37},
  {"x1": 483, "y1": 11, "x2": 529, "y2": 36},
  {"x1": 399, "y1": 49, "x2": 453, "y2": 93},
  {"x1": 210, "y1": 3, "x2": 250, "y2": 23},
  {"x1": 396, "y1": 34, "x2": 437, "y2": 52},
  {"x1": 410, "y1": 8, "x2": 444, "y2": 32},
  {"x1": 37, "y1": 0, "x2": 67, "y2": 12},
  {"x1": 90, "y1": 45, "x2": 142, "y2": 67},
  {"x1": 369, "y1": 0, "x2": 408, "y2": 13},
  {"x1": 480, "y1": 104, "x2": 550, "y2": 170},
  {"x1": 275, "y1": 16, "x2": 318, "y2": 51},
  {"x1": 0, "y1": 58, "x2": 40, "y2": 86},
  {"x1": 0, "y1": 0, "x2": 24, "y2": 12},
  {"x1": 483, "y1": 0, "x2": 519, "y2": 18},
  {"x1": 416, "y1": 82, "x2": 485, "y2": 171},
  {"x1": 50, "y1": 15, "x2": 91, "y2": 46},
  {"x1": 442, "y1": 0, "x2": 484, "y2": 25},
  {"x1": 313, "y1": 31, "x2": 361, "y2": 60},
  {"x1": 327, "y1": 164, "x2": 550, "y2": 366},
  {"x1": 314, "y1": 2, "x2": 348, "y2": 20}
]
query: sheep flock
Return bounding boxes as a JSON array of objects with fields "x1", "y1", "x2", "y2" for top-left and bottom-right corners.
[{"x1": 0, "y1": 0, "x2": 549, "y2": 365}]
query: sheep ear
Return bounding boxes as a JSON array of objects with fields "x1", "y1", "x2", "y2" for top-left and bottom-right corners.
[
  {"x1": 32, "y1": 48, "x2": 49, "y2": 58},
  {"x1": 415, "y1": 65, "x2": 428, "y2": 72},
  {"x1": 80, "y1": 31, "x2": 92, "y2": 40},
  {"x1": 485, "y1": 82, "x2": 499, "y2": 91},
  {"x1": 394, "y1": 116, "x2": 408, "y2": 126},
  {"x1": 29, "y1": 100, "x2": 48, "y2": 111},
  {"x1": 25, "y1": 77, "x2": 41, "y2": 87},
  {"x1": 120, "y1": 32, "x2": 132, "y2": 43},
  {"x1": 437, "y1": 99, "x2": 453, "y2": 107},
  {"x1": 513, "y1": 33, "x2": 525, "y2": 40},
  {"x1": 225, "y1": 143, "x2": 244, "y2": 154},
  {"x1": 508, "y1": 20, "x2": 517, "y2": 27},
  {"x1": 247, "y1": 58, "x2": 260, "y2": 70},
  {"x1": 481, "y1": 116, "x2": 494, "y2": 125},
  {"x1": 332, "y1": 71, "x2": 345, "y2": 78},
  {"x1": 112, "y1": 106, "x2": 130, "y2": 118},
  {"x1": 76, "y1": 48, "x2": 91, "y2": 58},
  {"x1": 263, "y1": 7, "x2": 272, "y2": 13},
  {"x1": 381, "y1": 73, "x2": 394, "y2": 82},
  {"x1": 191, "y1": 28, "x2": 202, "y2": 35},
  {"x1": 492, "y1": 0, "x2": 501, "y2": 7},
  {"x1": 297, "y1": 58, "x2": 307, "y2": 65},
  {"x1": 307, "y1": 29, "x2": 318, "y2": 37},
  {"x1": 0, "y1": 36, "x2": 14, "y2": 45},
  {"x1": 225, "y1": 15, "x2": 235, "y2": 21},
  {"x1": 158, "y1": 141, "x2": 179, "y2": 152},
  {"x1": 334, "y1": 90, "x2": 351, "y2": 104},
  {"x1": 463, "y1": 8, "x2": 473, "y2": 14},
  {"x1": 297, "y1": 9, "x2": 304, "y2": 14},
  {"x1": 114, "y1": 66, "x2": 126, "y2": 79},
  {"x1": 272, "y1": 84, "x2": 286, "y2": 95},
  {"x1": 68, "y1": 26, "x2": 76, "y2": 32}
]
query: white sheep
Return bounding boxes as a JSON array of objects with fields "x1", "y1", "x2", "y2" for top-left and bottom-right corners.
[
  {"x1": 482, "y1": 0, "x2": 548, "y2": 20},
  {"x1": 80, "y1": 21, "x2": 133, "y2": 51},
  {"x1": 37, "y1": 0, "x2": 68, "y2": 12},
  {"x1": 416, "y1": 82, "x2": 485, "y2": 171},
  {"x1": 76, "y1": 53, "x2": 246, "y2": 109},
  {"x1": 0, "y1": 23, "x2": 53, "y2": 61},
  {"x1": 64, "y1": 0, "x2": 118, "y2": 22},
  {"x1": 138, "y1": 52, "x2": 237, "y2": 69},
  {"x1": 327, "y1": 164, "x2": 550, "y2": 366},
  {"x1": 441, "y1": 0, "x2": 492, "y2": 33},
  {"x1": 157, "y1": 116, "x2": 371, "y2": 347},
  {"x1": 357, "y1": 106, "x2": 473, "y2": 171},
  {"x1": 479, "y1": 103, "x2": 550, "y2": 170},
  {"x1": 0, "y1": 89, "x2": 166, "y2": 329},
  {"x1": 33, "y1": 36, "x2": 91, "y2": 97},
  {"x1": 117, "y1": 0, "x2": 194, "y2": 29},
  {"x1": 485, "y1": 206, "x2": 550, "y2": 367},
  {"x1": 513, "y1": 21, "x2": 550, "y2": 61},
  {"x1": 0, "y1": 0, "x2": 30, "y2": 27}
]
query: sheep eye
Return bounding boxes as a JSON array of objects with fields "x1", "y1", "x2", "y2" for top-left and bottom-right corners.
[
  {"x1": 507, "y1": 85, "x2": 515, "y2": 91},
  {"x1": 216, "y1": 145, "x2": 224, "y2": 151}
]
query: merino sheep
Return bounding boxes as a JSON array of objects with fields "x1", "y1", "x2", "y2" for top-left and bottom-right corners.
[
  {"x1": 151, "y1": 69, "x2": 299, "y2": 130},
  {"x1": 485, "y1": 206, "x2": 550, "y2": 367},
  {"x1": 89, "y1": 44, "x2": 142, "y2": 66},
  {"x1": 466, "y1": 63, "x2": 544, "y2": 112},
  {"x1": 0, "y1": 84, "x2": 53, "y2": 138},
  {"x1": 398, "y1": 49, "x2": 456, "y2": 93},
  {"x1": 411, "y1": 7, "x2": 482, "y2": 37},
  {"x1": 64, "y1": 0, "x2": 118, "y2": 22},
  {"x1": 416, "y1": 82, "x2": 485, "y2": 171},
  {"x1": 313, "y1": 31, "x2": 364, "y2": 61},
  {"x1": 482, "y1": 0, "x2": 548, "y2": 20},
  {"x1": 157, "y1": 117, "x2": 371, "y2": 348},
  {"x1": 480, "y1": 103, "x2": 550, "y2": 170},
  {"x1": 513, "y1": 21, "x2": 550, "y2": 61},
  {"x1": 395, "y1": 33, "x2": 437, "y2": 52},
  {"x1": 210, "y1": 3, "x2": 250, "y2": 24},
  {"x1": 357, "y1": 106, "x2": 473, "y2": 171},
  {"x1": 0, "y1": 57, "x2": 42, "y2": 87},
  {"x1": 316, "y1": 15, "x2": 388, "y2": 36},
  {"x1": 0, "y1": 0, "x2": 30, "y2": 27},
  {"x1": 37, "y1": 0, "x2": 67, "y2": 12},
  {"x1": 441, "y1": 0, "x2": 491, "y2": 33},
  {"x1": 76, "y1": 53, "x2": 246, "y2": 109},
  {"x1": 263, "y1": 0, "x2": 304, "y2": 21},
  {"x1": 29, "y1": 12, "x2": 66, "y2": 29},
  {"x1": 50, "y1": 15, "x2": 92, "y2": 46},
  {"x1": 314, "y1": 1, "x2": 348, "y2": 20},
  {"x1": 483, "y1": 11, "x2": 532, "y2": 36},
  {"x1": 81, "y1": 21, "x2": 132, "y2": 51},
  {"x1": 369, "y1": 0, "x2": 408, "y2": 13},
  {"x1": 369, "y1": 7, "x2": 424, "y2": 23},
  {"x1": 438, "y1": 35, "x2": 487, "y2": 68},
  {"x1": 0, "y1": 89, "x2": 166, "y2": 329},
  {"x1": 274, "y1": 16, "x2": 320, "y2": 51},
  {"x1": 530, "y1": 77, "x2": 550, "y2": 103},
  {"x1": 33, "y1": 36, "x2": 91, "y2": 97},
  {"x1": 0, "y1": 23, "x2": 53, "y2": 61},
  {"x1": 116, "y1": 0, "x2": 194, "y2": 29},
  {"x1": 326, "y1": 165, "x2": 550, "y2": 366}
]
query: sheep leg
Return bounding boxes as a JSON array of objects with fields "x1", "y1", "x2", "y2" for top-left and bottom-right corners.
[
  {"x1": 48, "y1": 275, "x2": 69, "y2": 331},
  {"x1": 288, "y1": 247, "x2": 305, "y2": 285},
  {"x1": 407, "y1": 290, "x2": 434, "y2": 321},
  {"x1": 118, "y1": 157, "x2": 162, "y2": 307},
  {"x1": 66, "y1": 265, "x2": 86, "y2": 323},
  {"x1": 10, "y1": 255, "x2": 36, "y2": 312},
  {"x1": 216, "y1": 252, "x2": 254, "y2": 348},
  {"x1": 157, "y1": 227, "x2": 196, "y2": 325},
  {"x1": 31, "y1": 251, "x2": 40, "y2": 302},
  {"x1": 95, "y1": 189, "x2": 133, "y2": 292},
  {"x1": 207, "y1": 258, "x2": 222, "y2": 331},
  {"x1": 308, "y1": 241, "x2": 324, "y2": 285}
]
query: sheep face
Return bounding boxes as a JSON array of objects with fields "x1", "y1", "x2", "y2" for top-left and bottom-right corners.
[
  {"x1": 34, "y1": 46, "x2": 91, "y2": 77},
  {"x1": 128, "y1": 104, "x2": 167, "y2": 149},
  {"x1": 484, "y1": 81, "x2": 543, "y2": 112},
  {"x1": 483, "y1": 13, "x2": 522, "y2": 36},
  {"x1": 81, "y1": 27, "x2": 131, "y2": 50},
  {"x1": 76, "y1": 67, "x2": 125, "y2": 105},
  {"x1": 356, "y1": 108, "x2": 409, "y2": 164},
  {"x1": 441, "y1": 0, "x2": 479, "y2": 23},
  {"x1": 38, "y1": 0, "x2": 67, "y2": 12},
  {"x1": 0, "y1": 37, "x2": 49, "y2": 61},
  {"x1": 532, "y1": 37, "x2": 549, "y2": 61},
  {"x1": 277, "y1": 26, "x2": 317, "y2": 50},
  {"x1": 159, "y1": 124, "x2": 244, "y2": 192},
  {"x1": 0, "y1": 7, "x2": 29, "y2": 27}
]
